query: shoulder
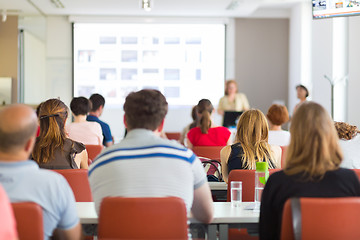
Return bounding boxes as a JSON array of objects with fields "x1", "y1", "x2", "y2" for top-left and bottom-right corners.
[
  {"x1": 216, "y1": 126, "x2": 231, "y2": 134},
  {"x1": 236, "y1": 93, "x2": 247, "y2": 99},
  {"x1": 66, "y1": 138, "x2": 86, "y2": 152}
]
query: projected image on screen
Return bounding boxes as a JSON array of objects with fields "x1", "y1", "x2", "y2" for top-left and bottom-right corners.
[
  {"x1": 313, "y1": 0, "x2": 360, "y2": 18},
  {"x1": 73, "y1": 23, "x2": 225, "y2": 107}
]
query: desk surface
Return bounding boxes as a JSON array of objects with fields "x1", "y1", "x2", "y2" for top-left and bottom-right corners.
[
  {"x1": 208, "y1": 181, "x2": 227, "y2": 191},
  {"x1": 76, "y1": 201, "x2": 259, "y2": 224}
]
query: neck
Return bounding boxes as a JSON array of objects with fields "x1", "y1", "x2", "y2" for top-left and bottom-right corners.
[
  {"x1": 74, "y1": 115, "x2": 87, "y2": 123},
  {"x1": 270, "y1": 125, "x2": 282, "y2": 131},
  {"x1": 89, "y1": 111, "x2": 100, "y2": 118},
  {"x1": 0, "y1": 151, "x2": 28, "y2": 162}
]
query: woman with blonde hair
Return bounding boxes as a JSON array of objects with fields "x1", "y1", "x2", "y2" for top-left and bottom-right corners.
[
  {"x1": 220, "y1": 109, "x2": 281, "y2": 182},
  {"x1": 32, "y1": 98, "x2": 88, "y2": 169},
  {"x1": 217, "y1": 80, "x2": 250, "y2": 116},
  {"x1": 260, "y1": 102, "x2": 360, "y2": 240},
  {"x1": 187, "y1": 99, "x2": 231, "y2": 149}
]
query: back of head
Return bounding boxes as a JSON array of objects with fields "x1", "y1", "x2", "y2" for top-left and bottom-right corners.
[
  {"x1": 124, "y1": 89, "x2": 168, "y2": 131},
  {"x1": 189, "y1": 105, "x2": 199, "y2": 129},
  {"x1": 0, "y1": 105, "x2": 37, "y2": 154},
  {"x1": 197, "y1": 99, "x2": 214, "y2": 134},
  {"x1": 285, "y1": 102, "x2": 342, "y2": 179},
  {"x1": 32, "y1": 98, "x2": 69, "y2": 164},
  {"x1": 70, "y1": 97, "x2": 92, "y2": 116},
  {"x1": 334, "y1": 122, "x2": 360, "y2": 140},
  {"x1": 267, "y1": 104, "x2": 289, "y2": 126},
  {"x1": 236, "y1": 109, "x2": 274, "y2": 169},
  {"x1": 89, "y1": 93, "x2": 105, "y2": 112}
]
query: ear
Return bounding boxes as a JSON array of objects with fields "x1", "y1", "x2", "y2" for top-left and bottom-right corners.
[
  {"x1": 123, "y1": 114, "x2": 128, "y2": 128},
  {"x1": 157, "y1": 119, "x2": 165, "y2": 132},
  {"x1": 24, "y1": 136, "x2": 36, "y2": 154}
]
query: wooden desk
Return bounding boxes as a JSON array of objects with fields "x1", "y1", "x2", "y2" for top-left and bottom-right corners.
[{"x1": 76, "y1": 201, "x2": 259, "y2": 240}]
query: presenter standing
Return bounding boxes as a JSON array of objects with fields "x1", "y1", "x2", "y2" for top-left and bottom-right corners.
[{"x1": 217, "y1": 80, "x2": 250, "y2": 116}]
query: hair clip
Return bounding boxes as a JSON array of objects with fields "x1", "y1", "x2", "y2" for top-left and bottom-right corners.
[{"x1": 40, "y1": 114, "x2": 59, "y2": 120}]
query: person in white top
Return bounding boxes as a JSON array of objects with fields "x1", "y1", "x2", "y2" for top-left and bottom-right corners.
[
  {"x1": 66, "y1": 97, "x2": 103, "y2": 145},
  {"x1": 267, "y1": 104, "x2": 290, "y2": 147},
  {"x1": 334, "y1": 122, "x2": 360, "y2": 169}
]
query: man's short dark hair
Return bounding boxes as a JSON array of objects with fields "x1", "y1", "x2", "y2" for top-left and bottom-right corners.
[
  {"x1": 124, "y1": 89, "x2": 168, "y2": 131},
  {"x1": 70, "y1": 97, "x2": 92, "y2": 116},
  {"x1": 296, "y1": 84, "x2": 309, "y2": 98},
  {"x1": 89, "y1": 93, "x2": 105, "y2": 112}
]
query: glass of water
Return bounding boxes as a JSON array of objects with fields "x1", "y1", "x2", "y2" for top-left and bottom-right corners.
[{"x1": 231, "y1": 181, "x2": 242, "y2": 207}]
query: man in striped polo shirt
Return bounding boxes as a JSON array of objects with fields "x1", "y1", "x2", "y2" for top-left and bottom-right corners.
[{"x1": 88, "y1": 89, "x2": 213, "y2": 224}]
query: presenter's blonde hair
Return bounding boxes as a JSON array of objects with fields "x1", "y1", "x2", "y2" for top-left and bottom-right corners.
[{"x1": 284, "y1": 102, "x2": 342, "y2": 179}]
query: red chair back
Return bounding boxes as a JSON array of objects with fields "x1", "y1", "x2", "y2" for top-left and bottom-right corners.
[
  {"x1": 98, "y1": 197, "x2": 188, "y2": 240},
  {"x1": 352, "y1": 169, "x2": 360, "y2": 181},
  {"x1": 12, "y1": 202, "x2": 43, "y2": 240},
  {"x1": 227, "y1": 169, "x2": 280, "y2": 202},
  {"x1": 85, "y1": 145, "x2": 103, "y2": 162},
  {"x1": 52, "y1": 169, "x2": 93, "y2": 202},
  {"x1": 280, "y1": 146, "x2": 287, "y2": 168},
  {"x1": 192, "y1": 146, "x2": 224, "y2": 161},
  {"x1": 165, "y1": 132, "x2": 181, "y2": 141},
  {"x1": 281, "y1": 197, "x2": 360, "y2": 240}
]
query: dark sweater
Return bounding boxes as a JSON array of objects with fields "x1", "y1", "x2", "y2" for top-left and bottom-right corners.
[{"x1": 259, "y1": 168, "x2": 360, "y2": 240}]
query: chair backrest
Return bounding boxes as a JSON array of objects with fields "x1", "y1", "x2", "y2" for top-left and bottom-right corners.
[
  {"x1": 12, "y1": 202, "x2": 44, "y2": 240},
  {"x1": 352, "y1": 169, "x2": 360, "y2": 181},
  {"x1": 280, "y1": 146, "x2": 288, "y2": 168},
  {"x1": 192, "y1": 146, "x2": 224, "y2": 161},
  {"x1": 281, "y1": 197, "x2": 360, "y2": 240},
  {"x1": 52, "y1": 169, "x2": 93, "y2": 202},
  {"x1": 85, "y1": 144, "x2": 103, "y2": 162},
  {"x1": 165, "y1": 132, "x2": 181, "y2": 141},
  {"x1": 227, "y1": 169, "x2": 280, "y2": 202},
  {"x1": 98, "y1": 197, "x2": 188, "y2": 240}
]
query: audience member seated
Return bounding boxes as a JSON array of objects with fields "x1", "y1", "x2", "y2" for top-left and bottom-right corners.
[
  {"x1": 87, "y1": 93, "x2": 114, "y2": 147},
  {"x1": 260, "y1": 102, "x2": 360, "y2": 240},
  {"x1": 220, "y1": 109, "x2": 281, "y2": 183},
  {"x1": 0, "y1": 185, "x2": 18, "y2": 240},
  {"x1": 334, "y1": 121, "x2": 360, "y2": 169},
  {"x1": 88, "y1": 90, "x2": 214, "y2": 225},
  {"x1": 179, "y1": 105, "x2": 198, "y2": 145},
  {"x1": 267, "y1": 104, "x2": 290, "y2": 146},
  {"x1": 66, "y1": 97, "x2": 103, "y2": 145},
  {"x1": 187, "y1": 99, "x2": 231, "y2": 148},
  {"x1": 0, "y1": 104, "x2": 82, "y2": 240},
  {"x1": 217, "y1": 80, "x2": 250, "y2": 116},
  {"x1": 32, "y1": 99, "x2": 88, "y2": 169}
]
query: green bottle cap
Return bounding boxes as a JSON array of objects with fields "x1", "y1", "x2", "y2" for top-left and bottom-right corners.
[{"x1": 256, "y1": 162, "x2": 268, "y2": 172}]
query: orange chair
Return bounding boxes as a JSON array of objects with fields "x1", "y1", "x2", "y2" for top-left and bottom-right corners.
[
  {"x1": 85, "y1": 145, "x2": 103, "y2": 162},
  {"x1": 98, "y1": 197, "x2": 188, "y2": 240},
  {"x1": 281, "y1": 197, "x2": 360, "y2": 240},
  {"x1": 12, "y1": 202, "x2": 44, "y2": 240},
  {"x1": 280, "y1": 146, "x2": 287, "y2": 168},
  {"x1": 52, "y1": 169, "x2": 93, "y2": 202},
  {"x1": 227, "y1": 169, "x2": 280, "y2": 202},
  {"x1": 352, "y1": 169, "x2": 360, "y2": 180},
  {"x1": 192, "y1": 146, "x2": 224, "y2": 161},
  {"x1": 165, "y1": 132, "x2": 181, "y2": 141}
]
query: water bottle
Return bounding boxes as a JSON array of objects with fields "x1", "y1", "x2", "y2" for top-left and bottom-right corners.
[{"x1": 254, "y1": 162, "x2": 269, "y2": 211}]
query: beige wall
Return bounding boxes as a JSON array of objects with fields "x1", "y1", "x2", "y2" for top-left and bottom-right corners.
[
  {"x1": 234, "y1": 18, "x2": 289, "y2": 114},
  {"x1": 0, "y1": 16, "x2": 18, "y2": 103}
]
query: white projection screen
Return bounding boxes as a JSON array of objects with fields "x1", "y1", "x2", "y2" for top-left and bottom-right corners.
[{"x1": 73, "y1": 23, "x2": 225, "y2": 107}]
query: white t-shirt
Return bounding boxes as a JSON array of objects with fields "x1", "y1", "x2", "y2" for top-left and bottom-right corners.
[
  {"x1": 268, "y1": 130, "x2": 290, "y2": 147},
  {"x1": 339, "y1": 134, "x2": 360, "y2": 169},
  {"x1": 66, "y1": 121, "x2": 103, "y2": 145},
  {"x1": 88, "y1": 129, "x2": 207, "y2": 214}
]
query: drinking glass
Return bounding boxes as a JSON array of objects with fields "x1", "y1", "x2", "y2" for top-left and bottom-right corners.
[{"x1": 231, "y1": 181, "x2": 242, "y2": 207}]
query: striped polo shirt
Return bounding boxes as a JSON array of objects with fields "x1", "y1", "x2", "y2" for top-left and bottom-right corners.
[{"x1": 88, "y1": 129, "x2": 207, "y2": 214}]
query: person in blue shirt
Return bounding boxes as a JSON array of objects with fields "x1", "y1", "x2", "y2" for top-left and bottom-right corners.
[
  {"x1": 0, "y1": 104, "x2": 82, "y2": 240},
  {"x1": 87, "y1": 93, "x2": 114, "y2": 147}
]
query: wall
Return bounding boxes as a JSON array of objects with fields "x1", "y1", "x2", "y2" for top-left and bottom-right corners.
[
  {"x1": 234, "y1": 18, "x2": 289, "y2": 114},
  {"x1": 0, "y1": 16, "x2": 18, "y2": 103}
]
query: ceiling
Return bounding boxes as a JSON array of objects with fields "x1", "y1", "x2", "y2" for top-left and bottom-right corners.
[{"x1": 0, "y1": 0, "x2": 306, "y2": 18}]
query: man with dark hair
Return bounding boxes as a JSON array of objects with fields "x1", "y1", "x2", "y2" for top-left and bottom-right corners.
[
  {"x1": 89, "y1": 89, "x2": 214, "y2": 226},
  {"x1": 0, "y1": 104, "x2": 82, "y2": 240},
  {"x1": 87, "y1": 93, "x2": 113, "y2": 147}
]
